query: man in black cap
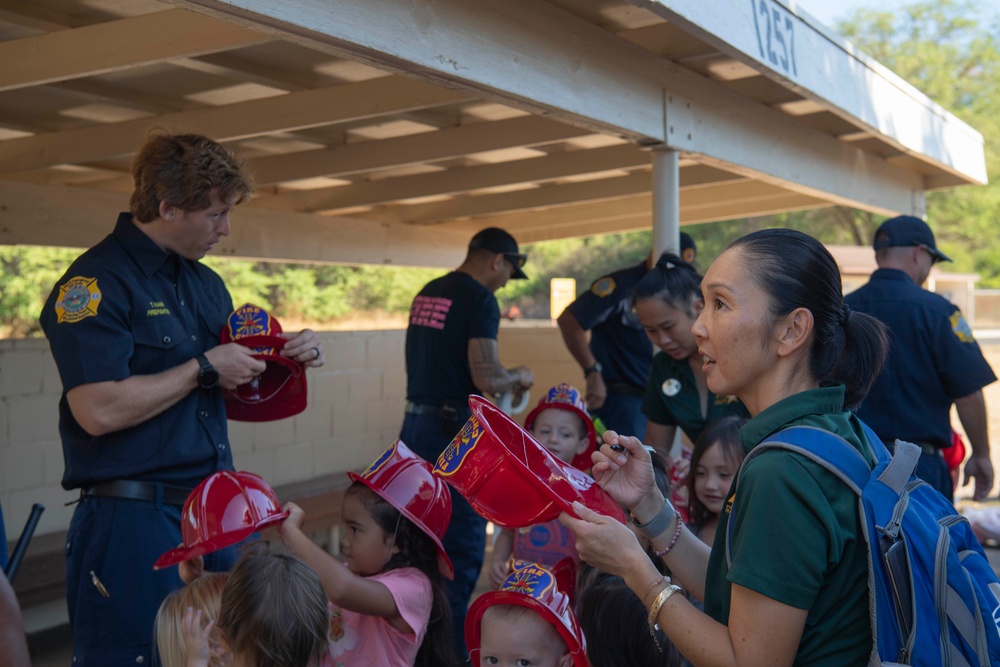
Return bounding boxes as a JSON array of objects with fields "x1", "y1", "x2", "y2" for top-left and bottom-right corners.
[
  {"x1": 557, "y1": 232, "x2": 697, "y2": 440},
  {"x1": 846, "y1": 215, "x2": 995, "y2": 502},
  {"x1": 400, "y1": 226, "x2": 534, "y2": 658}
]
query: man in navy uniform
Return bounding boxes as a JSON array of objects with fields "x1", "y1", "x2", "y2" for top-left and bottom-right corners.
[
  {"x1": 846, "y1": 215, "x2": 994, "y2": 502},
  {"x1": 400, "y1": 226, "x2": 534, "y2": 658},
  {"x1": 557, "y1": 233, "x2": 696, "y2": 440},
  {"x1": 40, "y1": 131, "x2": 326, "y2": 666}
]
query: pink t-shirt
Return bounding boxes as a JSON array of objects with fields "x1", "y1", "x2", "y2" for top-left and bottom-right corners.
[{"x1": 324, "y1": 567, "x2": 432, "y2": 667}]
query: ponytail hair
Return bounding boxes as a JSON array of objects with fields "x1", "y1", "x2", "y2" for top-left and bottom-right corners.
[
  {"x1": 631, "y1": 252, "x2": 703, "y2": 317},
  {"x1": 726, "y1": 229, "x2": 888, "y2": 409},
  {"x1": 351, "y1": 483, "x2": 459, "y2": 667}
]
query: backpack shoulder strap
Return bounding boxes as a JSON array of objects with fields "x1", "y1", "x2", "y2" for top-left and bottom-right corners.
[
  {"x1": 725, "y1": 424, "x2": 920, "y2": 567},
  {"x1": 745, "y1": 425, "x2": 871, "y2": 494}
]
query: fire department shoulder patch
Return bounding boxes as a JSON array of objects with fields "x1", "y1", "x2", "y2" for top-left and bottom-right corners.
[
  {"x1": 55, "y1": 276, "x2": 102, "y2": 324},
  {"x1": 950, "y1": 311, "x2": 975, "y2": 343},
  {"x1": 591, "y1": 276, "x2": 616, "y2": 298}
]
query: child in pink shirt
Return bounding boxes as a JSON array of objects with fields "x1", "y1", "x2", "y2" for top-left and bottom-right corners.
[{"x1": 281, "y1": 440, "x2": 458, "y2": 667}]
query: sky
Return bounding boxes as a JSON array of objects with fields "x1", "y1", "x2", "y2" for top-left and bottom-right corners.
[{"x1": 794, "y1": 0, "x2": 1000, "y2": 26}]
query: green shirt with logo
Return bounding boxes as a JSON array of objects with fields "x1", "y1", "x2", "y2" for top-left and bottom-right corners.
[{"x1": 703, "y1": 384, "x2": 874, "y2": 666}]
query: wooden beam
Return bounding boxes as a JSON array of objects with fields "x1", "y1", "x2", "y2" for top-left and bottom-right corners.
[
  {"x1": 361, "y1": 172, "x2": 652, "y2": 225},
  {"x1": 245, "y1": 115, "x2": 593, "y2": 185},
  {"x1": 0, "y1": 180, "x2": 468, "y2": 267},
  {"x1": 356, "y1": 165, "x2": 745, "y2": 225},
  {"x1": 255, "y1": 144, "x2": 650, "y2": 213},
  {"x1": 170, "y1": 0, "x2": 929, "y2": 215},
  {"x1": 0, "y1": 9, "x2": 271, "y2": 93},
  {"x1": 0, "y1": 77, "x2": 475, "y2": 175},
  {"x1": 446, "y1": 188, "x2": 827, "y2": 242}
]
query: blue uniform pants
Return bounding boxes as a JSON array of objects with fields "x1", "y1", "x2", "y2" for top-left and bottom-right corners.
[
  {"x1": 401, "y1": 411, "x2": 486, "y2": 661},
  {"x1": 594, "y1": 390, "x2": 647, "y2": 441},
  {"x1": 66, "y1": 495, "x2": 239, "y2": 666},
  {"x1": 914, "y1": 452, "x2": 954, "y2": 503}
]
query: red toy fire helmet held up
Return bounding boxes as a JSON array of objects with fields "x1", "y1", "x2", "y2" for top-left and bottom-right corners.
[
  {"x1": 349, "y1": 440, "x2": 454, "y2": 579},
  {"x1": 433, "y1": 396, "x2": 625, "y2": 529},
  {"x1": 154, "y1": 470, "x2": 287, "y2": 570},
  {"x1": 220, "y1": 303, "x2": 307, "y2": 422}
]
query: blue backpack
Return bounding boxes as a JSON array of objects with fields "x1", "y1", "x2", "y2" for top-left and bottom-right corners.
[{"x1": 727, "y1": 424, "x2": 1000, "y2": 666}]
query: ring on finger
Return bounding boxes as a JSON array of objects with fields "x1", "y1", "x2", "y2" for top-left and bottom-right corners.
[{"x1": 311, "y1": 347, "x2": 321, "y2": 360}]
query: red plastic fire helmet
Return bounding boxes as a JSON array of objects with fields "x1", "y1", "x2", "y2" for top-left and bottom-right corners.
[
  {"x1": 153, "y1": 470, "x2": 287, "y2": 570},
  {"x1": 523, "y1": 382, "x2": 596, "y2": 470},
  {"x1": 220, "y1": 303, "x2": 307, "y2": 422},
  {"x1": 433, "y1": 396, "x2": 625, "y2": 529},
  {"x1": 466, "y1": 561, "x2": 589, "y2": 667},
  {"x1": 349, "y1": 440, "x2": 454, "y2": 579}
]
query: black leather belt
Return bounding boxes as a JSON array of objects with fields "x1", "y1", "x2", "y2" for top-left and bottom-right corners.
[
  {"x1": 605, "y1": 382, "x2": 646, "y2": 398},
  {"x1": 405, "y1": 402, "x2": 441, "y2": 416},
  {"x1": 81, "y1": 480, "x2": 194, "y2": 506},
  {"x1": 888, "y1": 440, "x2": 943, "y2": 457}
]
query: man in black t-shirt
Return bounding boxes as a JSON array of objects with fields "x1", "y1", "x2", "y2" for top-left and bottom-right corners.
[{"x1": 401, "y1": 227, "x2": 534, "y2": 658}]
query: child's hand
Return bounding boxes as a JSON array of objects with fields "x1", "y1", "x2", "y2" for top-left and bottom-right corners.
[
  {"x1": 182, "y1": 607, "x2": 213, "y2": 667},
  {"x1": 669, "y1": 458, "x2": 690, "y2": 494},
  {"x1": 281, "y1": 501, "x2": 306, "y2": 534},
  {"x1": 178, "y1": 555, "x2": 205, "y2": 585},
  {"x1": 489, "y1": 553, "x2": 511, "y2": 588}
]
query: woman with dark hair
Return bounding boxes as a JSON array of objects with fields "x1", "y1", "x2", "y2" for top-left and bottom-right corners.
[
  {"x1": 577, "y1": 570, "x2": 682, "y2": 667},
  {"x1": 561, "y1": 229, "x2": 889, "y2": 666},
  {"x1": 633, "y1": 253, "x2": 748, "y2": 454}
]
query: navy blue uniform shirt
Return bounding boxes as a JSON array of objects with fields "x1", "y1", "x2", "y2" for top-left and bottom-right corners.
[
  {"x1": 846, "y1": 268, "x2": 996, "y2": 448},
  {"x1": 565, "y1": 262, "x2": 651, "y2": 388},
  {"x1": 405, "y1": 271, "x2": 499, "y2": 404},
  {"x1": 40, "y1": 213, "x2": 234, "y2": 489}
]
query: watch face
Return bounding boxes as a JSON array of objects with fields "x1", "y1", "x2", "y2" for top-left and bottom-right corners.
[
  {"x1": 199, "y1": 358, "x2": 220, "y2": 389},
  {"x1": 201, "y1": 368, "x2": 220, "y2": 388}
]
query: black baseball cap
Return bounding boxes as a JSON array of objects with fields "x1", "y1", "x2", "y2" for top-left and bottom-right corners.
[
  {"x1": 872, "y1": 215, "x2": 951, "y2": 263},
  {"x1": 469, "y1": 227, "x2": 528, "y2": 279},
  {"x1": 680, "y1": 232, "x2": 696, "y2": 254}
]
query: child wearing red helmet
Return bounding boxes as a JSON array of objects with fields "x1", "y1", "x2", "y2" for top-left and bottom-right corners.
[
  {"x1": 466, "y1": 561, "x2": 589, "y2": 667},
  {"x1": 488, "y1": 383, "x2": 595, "y2": 589},
  {"x1": 280, "y1": 440, "x2": 459, "y2": 667}
]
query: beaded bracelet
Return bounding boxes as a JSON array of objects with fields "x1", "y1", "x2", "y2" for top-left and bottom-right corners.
[
  {"x1": 653, "y1": 509, "x2": 684, "y2": 558},
  {"x1": 641, "y1": 575, "x2": 666, "y2": 606},
  {"x1": 647, "y1": 584, "x2": 683, "y2": 637}
]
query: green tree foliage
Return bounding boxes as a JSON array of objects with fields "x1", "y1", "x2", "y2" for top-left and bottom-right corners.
[
  {"x1": 820, "y1": 0, "x2": 1000, "y2": 285},
  {"x1": 0, "y1": 247, "x2": 81, "y2": 337}
]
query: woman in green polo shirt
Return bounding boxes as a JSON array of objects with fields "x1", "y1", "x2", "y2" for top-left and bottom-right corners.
[
  {"x1": 634, "y1": 252, "x2": 749, "y2": 452},
  {"x1": 561, "y1": 229, "x2": 888, "y2": 666}
]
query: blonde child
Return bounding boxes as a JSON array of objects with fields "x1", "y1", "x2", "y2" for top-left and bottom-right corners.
[
  {"x1": 686, "y1": 415, "x2": 747, "y2": 547},
  {"x1": 154, "y1": 572, "x2": 229, "y2": 667},
  {"x1": 215, "y1": 543, "x2": 330, "y2": 667},
  {"x1": 489, "y1": 383, "x2": 595, "y2": 588},
  {"x1": 280, "y1": 440, "x2": 458, "y2": 667},
  {"x1": 466, "y1": 562, "x2": 588, "y2": 667}
]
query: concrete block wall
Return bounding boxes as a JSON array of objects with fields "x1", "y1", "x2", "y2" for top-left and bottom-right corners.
[{"x1": 0, "y1": 323, "x2": 577, "y2": 543}]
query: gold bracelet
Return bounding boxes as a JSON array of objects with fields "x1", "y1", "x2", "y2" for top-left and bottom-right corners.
[{"x1": 647, "y1": 584, "x2": 683, "y2": 637}]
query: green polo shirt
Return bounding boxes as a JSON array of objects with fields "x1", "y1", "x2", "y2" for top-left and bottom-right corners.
[
  {"x1": 703, "y1": 384, "x2": 874, "y2": 666},
  {"x1": 641, "y1": 352, "x2": 748, "y2": 443}
]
